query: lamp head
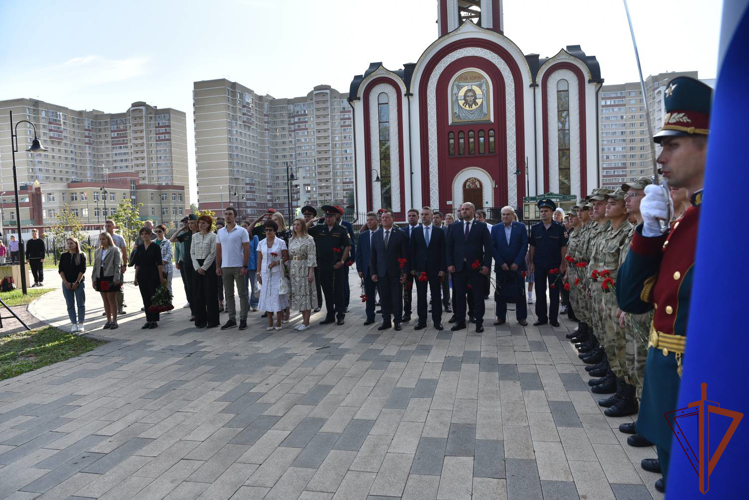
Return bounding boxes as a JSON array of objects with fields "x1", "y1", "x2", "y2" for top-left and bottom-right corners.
[
  {"x1": 289, "y1": 172, "x2": 296, "y2": 181},
  {"x1": 27, "y1": 137, "x2": 47, "y2": 153},
  {"x1": 374, "y1": 173, "x2": 381, "y2": 182}
]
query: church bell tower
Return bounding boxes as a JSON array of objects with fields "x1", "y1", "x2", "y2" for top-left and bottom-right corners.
[{"x1": 438, "y1": 0, "x2": 504, "y2": 37}]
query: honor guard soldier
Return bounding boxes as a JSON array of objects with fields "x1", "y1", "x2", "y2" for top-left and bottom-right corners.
[
  {"x1": 308, "y1": 205, "x2": 352, "y2": 326},
  {"x1": 564, "y1": 206, "x2": 583, "y2": 324},
  {"x1": 617, "y1": 77, "x2": 712, "y2": 494},
  {"x1": 528, "y1": 199, "x2": 568, "y2": 327},
  {"x1": 302, "y1": 206, "x2": 324, "y2": 313},
  {"x1": 567, "y1": 199, "x2": 593, "y2": 341}
]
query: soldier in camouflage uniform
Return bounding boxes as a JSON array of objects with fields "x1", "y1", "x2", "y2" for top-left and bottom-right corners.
[
  {"x1": 564, "y1": 207, "x2": 583, "y2": 325},
  {"x1": 567, "y1": 198, "x2": 594, "y2": 344},
  {"x1": 594, "y1": 189, "x2": 634, "y2": 414},
  {"x1": 577, "y1": 190, "x2": 612, "y2": 370},
  {"x1": 617, "y1": 177, "x2": 654, "y2": 447}
]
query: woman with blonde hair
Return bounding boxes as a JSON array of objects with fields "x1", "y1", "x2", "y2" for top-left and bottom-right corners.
[
  {"x1": 288, "y1": 218, "x2": 317, "y2": 330},
  {"x1": 92, "y1": 232, "x2": 123, "y2": 330},
  {"x1": 59, "y1": 237, "x2": 87, "y2": 332}
]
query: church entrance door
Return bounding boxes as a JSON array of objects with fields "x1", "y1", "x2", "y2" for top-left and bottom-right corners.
[{"x1": 463, "y1": 177, "x2": 483, "y2": 209}]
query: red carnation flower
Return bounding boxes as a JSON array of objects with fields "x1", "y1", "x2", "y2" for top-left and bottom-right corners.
[
  {"x1": 333, "y1": 247, "x2": 341, "y2": 253},
  {"x1": 549, "y1": 268, "x2": 559, "y2": 275},
  {"x1": 471, "y1": 259, "x2": 481, "y2": 270},
  {"x1": 574, "y1": 278, "x2": 581, "y2": 286},
  {"x1": 100, "y1": 281, "x2": 110, "y2": 291},
  {"x1": 360, "y1": 294, "x2": 368, "y2": 302},
  {"x1": 564, "y1": 282, "x2": 571, "y2": 291},
  {"x1": 398, "y1": 257, "x2": 407, "y2": 269},
  {"x1": 601, "y1": 269, "x2": 611, "y2": 278},
  {"x1": 521, "y1": 271, "x2": 527, "y2": 278},
  {"x1": 550, "y1": 284, "x2": 556, "y2": 289},
  {"x1": 591, "y1": 270, "x2": 600, "y2": 281},
  {"x1": 602, "y1": 277, "x2": 615, "y2": 292},
  {"x1": 346, "y1": 261, "x2": 354, "y2": 267}
]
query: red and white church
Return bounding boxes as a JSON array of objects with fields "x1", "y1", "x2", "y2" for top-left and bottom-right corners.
[{"x1": 349, "y1": 0, "x2": 602, "y2": 220}]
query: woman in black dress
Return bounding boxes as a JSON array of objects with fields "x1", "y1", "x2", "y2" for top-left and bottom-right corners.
[{"x1": 133, "y1": 227, "x2": 166, "y2": 329}]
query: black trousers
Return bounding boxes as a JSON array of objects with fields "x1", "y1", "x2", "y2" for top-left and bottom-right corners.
[
  {"x1": 181, "y1": 262, "x2": 196, "y2": 317},
  {"x1": 534, "y1": 263, "x2": 561, "y2": 323},
  {"x1": 379, "y1": 273, "x2": 403, "y2": 324},
  {"x1": 193, "y1": 260, "x2": 220, "y2": 327},
  {"x1": 403, "y1": 274, "x2": 414, "y2": 317},
  {"x1": 495, "y1": 271, "x2": 527, "y2": 321},
  {"x1": 363, "y1": 274, "x2": 377, "y2": 321},
  {"x1": 417, "y1": 274, "x2": 442, "y2": 325},
  {"x1": 138, "y1": 267, "x2": 161, "y2": 322},
  {"x1": 452, "y1": 268, "x2": 485, "y2": 325},
  {"x1": 314, "y1": 267, "x2": 323, "y2": 308},
  {"x1": 451, "y1": 275, "x2": 474, "y2": 318},
  {"x1": 11, "y1": 251, "x2": 19, "y2": 263},
  {"x1": 29, "y1": 259, "x2": 44, "y2": 284},
  {"x1": 441, "y1": 275, "x2": 450, "y2": 307},
  {"x1": 320, "y1": 265, "x2": 346, "y2": 321},
  {"x1": 343, "y1": 267, "x2": 350, "y2": 309}
]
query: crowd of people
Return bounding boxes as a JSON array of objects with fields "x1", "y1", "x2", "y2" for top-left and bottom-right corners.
[{"x1": 47, "y1": 74, "x2": 707, "y2": 496}]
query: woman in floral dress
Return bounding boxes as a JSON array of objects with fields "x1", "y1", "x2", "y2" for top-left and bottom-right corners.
[
  {"x1": 257, "y1": 220, "x2": 290, "y2": 330},
  {"x1": 272, "y1": 212, "x2": 293, "y2": 322},
  {"x1": 288, "y1": 218, "x2": 317, "y2": 331}
]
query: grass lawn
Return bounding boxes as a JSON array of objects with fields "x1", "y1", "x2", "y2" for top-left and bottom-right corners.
[
  {"x1": 0, "y1": 326, "x2": 106, "y2": 380},
  {"x1": 0, "y1": 288, "x2": 55, "y2": 307}
]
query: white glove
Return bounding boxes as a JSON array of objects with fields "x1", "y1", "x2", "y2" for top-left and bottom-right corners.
[{"x1": 640, "y1": 184, "x2": 670, "y2": 237}]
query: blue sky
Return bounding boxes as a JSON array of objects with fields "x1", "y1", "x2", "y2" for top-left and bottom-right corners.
[{"x1": 0, "y1": 0, "x2": 722, "y2": 202}]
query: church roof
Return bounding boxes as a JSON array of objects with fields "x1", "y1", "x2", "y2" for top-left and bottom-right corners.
[{"x1": 527, "y1": 45, "x2": 602, "y2": 84}]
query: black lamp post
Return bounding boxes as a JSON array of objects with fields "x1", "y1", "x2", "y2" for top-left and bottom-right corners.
[
  {"x1": 285, "y1": 162, "x2": 296, "y2": 219},
  {"x1": 100, "y1": 187, "x2": 108, "y2": 220},
  {"x1": 9, "y1": 111, "x2": 47, "y2": 295},
  {"x1": 372, "y1": 169, "x2": 381, "y2": 182}
]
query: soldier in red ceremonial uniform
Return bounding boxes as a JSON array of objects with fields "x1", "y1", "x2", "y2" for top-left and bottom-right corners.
[{"x1": 616, "y1": 77, "x2": 712, "y2": 494}]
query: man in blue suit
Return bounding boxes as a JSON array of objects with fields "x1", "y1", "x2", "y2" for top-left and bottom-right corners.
[
  {"x1": 446, "y1": 202, "x2": 492, "y2": 332},
  {"x1": 409, "y1": 207, "x2": 446, "y2": 330},
  {"x1": 370, "y1": 211, "x2": 409, "y2": 331},
  {"x1": 490, "y1": 206, "x2": 528, "y2": 326},
  {"x1": 356, "y1": 212, "x2": 379, "y2": 326}
]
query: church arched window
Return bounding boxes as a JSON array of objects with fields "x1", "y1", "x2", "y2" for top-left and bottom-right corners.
[
  {"x1": 478, "y1": 130, "x2": 485, "y2": 154},
  {"x1": 378, "y1": 92, "x2": 392, "y2": 208},
  {"x1": 488, "y1": 129, "x2": 495, "y2": 153},
  {"x1": 468, "y1": 131, "x2": 475, "y2": 154},
  {"x1": 448, "y1": 132, "x2": 455, "y2": 156},
  {"x1": 557, "y1": 79, "x2": 571, "y2": 194},
  {"x1": 458, "y1": 131, "x2": 465, "y2": 155}
]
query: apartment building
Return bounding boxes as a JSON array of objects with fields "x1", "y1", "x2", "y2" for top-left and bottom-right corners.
[
  {"x1": 0, "y1": 98, "x2": 190, "y2": 202},
  {"x1": 0, "y1": 172, "x2": 186, "y2": 235},
  {"x1": 598, "y1": 71, "x2": 698, "y2": 188},
  {"x1": 194, "y1": 79, "x2": 354, "y2": 217}
]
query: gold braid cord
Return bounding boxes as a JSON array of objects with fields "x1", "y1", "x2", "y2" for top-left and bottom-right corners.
[{"x1": 639, "y1": 275, "x2": 657, "y2": 303}]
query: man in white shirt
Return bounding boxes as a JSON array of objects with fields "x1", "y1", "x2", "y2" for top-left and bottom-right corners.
[{"x1": 216, "y1": 207, "x2": 250, "y2": 330}]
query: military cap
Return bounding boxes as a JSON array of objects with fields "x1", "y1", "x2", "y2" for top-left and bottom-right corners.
[
  {"x1": 301, "y1": 205, "x2": 317, "y2": 216},
  {"x1": 589, "y1": 188, "x2": 613, "y2": 201},
  {"x1": 321, "y1": 205, "x2": 341, "y2": 216},
  {"x1": 180, "y1": 216, "x2": 189, "y2": 223},
  {"x1": 187, "y1": 214, "x2": 198, "y2": 221},
  {"x1": 654, "y1": 76, "x2": 712, "y2": 143},
  {"x1": 605, "y1": 188, "x2": 626, "y2": 201},
  {"x1": 569, "y1": 208, "x2": 579, "y2": 217},
  {"x1": 622, "y1": 176, "x2": 653, "y2": 192},
  {"x1": 537, "y1": 198, "x2": 557, "y2": 211},
  {"x1": 334, "y1": 205, "x2": 345, "y2": 215}
]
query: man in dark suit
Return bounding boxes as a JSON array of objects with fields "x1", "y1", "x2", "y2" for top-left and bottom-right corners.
[
  {"x1": 402, "y1": 209, "x2": 421, "y2": 322},
  {"x1": 433, "y1": 211, "x2": 452, "y2": 313},
  {"x1": 370, "y1": 211, "x2": 409, "y2": 331},
  {"x1": 356, "y1": 211, "x2": 379, "y2": 326},
  {"x1": 491, "y1": 206, "x2": 528, "y2": 326},
  {"x1": 409, "y1": 207, "x2": 446, "y2": 330},
  {"x1": 446, "y1": 202, "x2": 492, "y2": 332}
]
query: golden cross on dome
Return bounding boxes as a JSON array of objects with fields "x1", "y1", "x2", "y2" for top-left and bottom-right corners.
[{"x1": 665, "y1": 83, "x2": 677, "y2": 98}]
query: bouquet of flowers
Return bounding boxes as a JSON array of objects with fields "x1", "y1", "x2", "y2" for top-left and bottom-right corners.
[
  {"x1": 94, "y1": 280, "x2": 121, "y2": 293},
  {"x1": 360, "y1": 277, "x2": 368, "y2": 302},
  {"x1": 149, "y1": 283, "x2": 174, "y2": 313},
  {"x1": 549, "y1": 268, "x2": 562, "y2": 289},
  {"x1": 417, "y1": 272, "x2": 429, "y2": 282},
  {"x1": 471, "y1": 259, "x2": 481, "y2": 270}
]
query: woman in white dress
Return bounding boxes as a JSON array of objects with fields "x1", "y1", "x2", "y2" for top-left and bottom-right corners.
[
  {"x1": 257, "y1": 220, "x2": 290, "y2": 330},
  {"x1": 288, "y1": 218, "x2": 317, "y2": 331}
]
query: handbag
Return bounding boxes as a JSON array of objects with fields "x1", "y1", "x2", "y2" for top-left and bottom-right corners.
[
  {"x1": 253, "y1": 281, "x2": 262, "y2": 299},
  {"x1": 279, "y1": 275, "x2": 291, "y2": 296},
  {"x1": 494, "y1": 269, "x2": 523, "y2": 303}
]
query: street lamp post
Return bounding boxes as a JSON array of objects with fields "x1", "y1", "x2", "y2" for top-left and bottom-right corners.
[
  {"x1": 285, "y1": 162, "x2": 296, "y2": 219},
  {"x1": 8, "y1": 110, "x2": 47, "y2": 295},
  {"x1": 101, "y1": 187, "x2": 108, "y2": 220}
]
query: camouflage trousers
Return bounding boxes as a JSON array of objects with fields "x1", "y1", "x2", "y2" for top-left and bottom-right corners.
[
  {"x1": 568, "y1": 270, "x2": 582, "y2": 322},
  {"x1": 590, "y1": 287, "x2": 606, "y2": 340},
  {"x1": 602, "y1": 292, "x2": 626, "y2": 378},
  {"x1": 625, "y1": 311, "x2": 652, "y2": 398},
  {"x1": 576, "y1": 272, "x2": 592, "y2": 326}
]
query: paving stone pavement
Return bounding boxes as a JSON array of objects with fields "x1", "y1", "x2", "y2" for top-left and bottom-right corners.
[{"x1": 0, "y1": 270, "x2": 664, "y2": 499}]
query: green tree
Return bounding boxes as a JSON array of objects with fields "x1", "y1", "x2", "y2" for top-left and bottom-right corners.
[
  {"x1": 111, "y1": 199, "x2": 143, "y2": 248},
  {"x1": 189, "y1": 203, "x2": 199, "y2": 214},
  {"x1": 49, "y1": 204, "x2": 87, "y2": 259}
]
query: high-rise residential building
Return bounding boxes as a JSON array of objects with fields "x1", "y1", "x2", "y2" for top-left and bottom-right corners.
[
  {"x1": 194, "y1": 79, "x2": 354, "y2": 217},
  {"x1": 0, "y1": 98, "x2": 190, "y2": 202},
  {"x1": 598, "y1": 71, "x2": 698, "y2": 188}
]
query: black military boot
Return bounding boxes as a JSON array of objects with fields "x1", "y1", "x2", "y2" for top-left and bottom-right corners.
[
  {"x1": 585, "y1": 358, "x2": 607, "y2": 372},
  {"x1": 588, "y1": 371, "x2": 612, "y2": 387},
  {"x1": 569, "y1": 328, "x2": 588, "y2": 343},
  {"x1": 577, "y1": 334, "x2": 598, "y2": 353},
  {"x1": 605, "y1": 382, "x2": 639, "y2": 417},
  {"x1": 588, "y1": 364, "x2": 609, "y2": 378},
  {"x1": 592, "y1": 372, "x2": 618, "y2": 395},
  {"x1": 566, "y1": 322, "x2": 586, "y2": 339},
  {"x1": 581, "y1": 347, "x2": 605, "y2": 364},
  {"x1": 627, "y1": 434, "x2": 653, "y2": 447}
]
